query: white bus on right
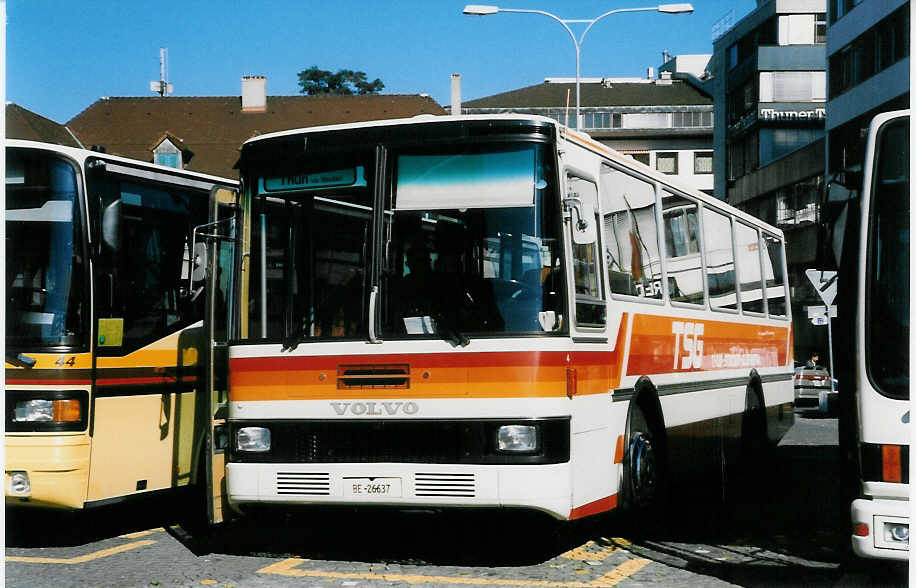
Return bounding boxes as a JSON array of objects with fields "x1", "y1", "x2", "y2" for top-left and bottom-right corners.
[{"x1": 830, "y1": 109, "x2": 910, "y2": 561}]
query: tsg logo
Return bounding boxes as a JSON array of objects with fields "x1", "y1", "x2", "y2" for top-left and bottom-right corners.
[
  {"x1": 330, "y1": 401, "x2": 420, "y2": 416},
  {"x1": 672, "y1": 321, "x2": 704, "y2": 370}
]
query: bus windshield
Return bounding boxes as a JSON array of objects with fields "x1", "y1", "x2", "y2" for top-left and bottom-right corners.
[
  {"x1": 5, "y1": 148, "x2": 86, "y2": 349},
  {"x1": 248, "y1": 141, "x2": 563, "y2": 344},
  {"x1": 383, "y1": 144, "x2": 562, "y2": 339},
  {"x1": 866, "y1": 117, "x2": 909, "y2": 399}
]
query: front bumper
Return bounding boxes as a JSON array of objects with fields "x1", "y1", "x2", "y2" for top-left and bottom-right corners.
[
  {"x1": 5, "y1": 434, "x2": 91, "y2": 509},
  {"x1": 851, "y1": 497, "x2": 909, "y2": 560},
  {"x1": 227, "y1": 462, "x2": 575, "y2": 519}
]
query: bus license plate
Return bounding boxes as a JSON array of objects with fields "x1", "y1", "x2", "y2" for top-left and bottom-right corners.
[{"x1": 344, "y1": 478, "x2": 402, "y2": 498}]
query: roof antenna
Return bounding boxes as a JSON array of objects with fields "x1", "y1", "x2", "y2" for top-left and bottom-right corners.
[{"x1": 150, "y1": 48, "x2": 174, "y2": 97}]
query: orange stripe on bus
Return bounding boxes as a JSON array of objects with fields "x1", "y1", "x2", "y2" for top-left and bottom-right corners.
[
  {"x1": 230, "y1": 350, "x2": 618, "y2": 401},
  {"x1": 626, "y1": 314, "x2": 789, "y2": 375},
  {"x1": 569, "y1": 494, "x2": 618, "y2": 519}
]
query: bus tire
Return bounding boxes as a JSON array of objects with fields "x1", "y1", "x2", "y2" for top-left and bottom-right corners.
[
  {"x1": 622, "y1": 399, "x2": 667, "y2": 534},
  {"x1": 740, "y1": 379, "x2": 768, "y2": 461}
]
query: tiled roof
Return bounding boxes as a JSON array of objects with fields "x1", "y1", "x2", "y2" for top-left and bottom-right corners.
[
  {"x1": 6, "y1": 103, "x2": 83, "y2": 148},
  {"x1": 463, "y1": 80, "x2": 711, "y2": 109},
  {"x1": 67, "y1": 95, "x2": 445, "y2": 178}
]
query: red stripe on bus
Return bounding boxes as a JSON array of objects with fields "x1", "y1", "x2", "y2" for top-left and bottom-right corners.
[
  {"x1": 230, "y1": 351, "x2": 613, "y2": 372},
  {"x1": 96, "y1": 377, "x2": 188, "y2": 387},
  {"x1": 5, "y1": 379, "x2": 92, "y2": 386},
  {"x1": 568, "y1": 494, "x2": 618, "y2": 519}
]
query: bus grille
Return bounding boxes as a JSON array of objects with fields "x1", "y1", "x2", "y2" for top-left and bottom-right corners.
[
  {"x1": 229, "y1": 418, "x2": 570, "y2": 465},
  {"x1": 414, "y1": 473, "x2": 476, "y2": 497},
  {"x1": 276, "y1": 472, "x2": 331, "y2": 495}
]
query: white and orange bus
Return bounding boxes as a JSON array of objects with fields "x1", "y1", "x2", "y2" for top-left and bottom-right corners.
[
  {"x1": 224, "y1": 115, "x2": 794, "y2": 522},
  {"x1": 5, "y1": 140, "x2": 237, "y2": 527}
]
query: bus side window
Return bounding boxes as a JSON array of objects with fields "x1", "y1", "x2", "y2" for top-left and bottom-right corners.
[
  {"x1": 735, "y1": 222, "x2": 764, "y2": 314},
  {"x1": 661, "y1": 190, "x2": 705, "y2": 306},
  {"x1": 762, "y1": 233, "x2": 788, "y2": 318},
  {"x1": 567, "y1": 176, "x2": 605, "y2": 328},
  {"x1": 599, "y1": 164, "x2": 663, "y2": 300},
  {"x1": 702, "y1": 207, "x2": 738, "y2": 311},
  {"x1": 105, "y1": 180, "x2": 200, "y2": 351}
]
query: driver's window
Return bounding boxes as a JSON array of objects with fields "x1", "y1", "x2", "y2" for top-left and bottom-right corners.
[{"x1": 567, "y1": 176, "x2": 606, "y2": 329}]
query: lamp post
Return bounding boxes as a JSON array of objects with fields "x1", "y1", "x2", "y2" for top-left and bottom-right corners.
[{"x1": 463, "y1": 3, "x2": 694, "y2": 130}]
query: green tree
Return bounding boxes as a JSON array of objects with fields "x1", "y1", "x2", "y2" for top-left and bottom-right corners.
[{"x1": 297, "y1": 66, "x2": 385, "y2": 95}]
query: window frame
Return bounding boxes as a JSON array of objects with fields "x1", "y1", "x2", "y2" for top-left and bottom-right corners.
[
  {"x1": 599, "y1": 163, "x2": 666, "y2": 307},
  {"x1": 656, "y1": 152, "x2": 679, "y2": 175}
]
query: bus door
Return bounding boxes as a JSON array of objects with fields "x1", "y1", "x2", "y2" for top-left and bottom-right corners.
[{"x1": 191, "y1": 185, "x2": 239, "y2": 526}]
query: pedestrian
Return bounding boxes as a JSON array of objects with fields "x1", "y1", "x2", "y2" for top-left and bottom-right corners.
[{"x1": 806, "y1": 351, "x2": 819, "y2": 368}]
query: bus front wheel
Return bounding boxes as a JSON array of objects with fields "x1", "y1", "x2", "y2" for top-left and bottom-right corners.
[{"x1": 622, "y1": 401, "x2": 667, "y2": 534}]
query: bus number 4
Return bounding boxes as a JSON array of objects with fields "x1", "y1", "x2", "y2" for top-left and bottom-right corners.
[{"x1": 672, "y1": 322, "x2": 704, "y2": 370}]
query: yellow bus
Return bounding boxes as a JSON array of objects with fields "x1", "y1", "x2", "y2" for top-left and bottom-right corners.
[
  {"x1": 223, "y1": 115, "x2": 794, "y2": 523},
  {"x1": 5, "y1": 140, "x2": 237, "y2": 527}
]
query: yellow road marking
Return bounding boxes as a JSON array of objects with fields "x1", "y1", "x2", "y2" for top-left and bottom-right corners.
[
  {"x1": 258, "y1": 556, "x2": 651, "y2": 587},
  {"x1": 562, "y1": 541, "x2": 618, "y2": 561},
  {"x1": 119, "y1": 528, "x2": 164, "y2": 539},
  {"x1": 6, "y1": 539, "x2": 156, "y2": 564}
]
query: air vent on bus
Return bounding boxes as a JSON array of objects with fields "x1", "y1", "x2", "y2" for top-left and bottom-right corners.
[
  {"x1": 276, "y1": 472, "x2": 331, "y2": 495},
  {"x1": 414, "y1": 472, "x2": 476, "y2": 497},
  {"x1": 337, "y1": 364, "x2": 410, "y2": 389}
]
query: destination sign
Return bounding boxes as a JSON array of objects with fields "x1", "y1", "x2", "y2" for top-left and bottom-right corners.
[{"x1": 262, "y1": 167, "x2": 363, "y2": 192}]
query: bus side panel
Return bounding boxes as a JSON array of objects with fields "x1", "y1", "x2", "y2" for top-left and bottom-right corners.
[
  {"x1": 89, "y1": 329, "x2": 200, "y2": 502},
  {"x1": 569, "y1": 394, "x2": 628, "y2": 515},
  {"x1": 86, "y1": 391, "x2": 195, "y2": 501}
]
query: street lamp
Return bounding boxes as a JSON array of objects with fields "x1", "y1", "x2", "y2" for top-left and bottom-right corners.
[{"x1": 463, "y1": 3, "x2": 694, "y2": 130}]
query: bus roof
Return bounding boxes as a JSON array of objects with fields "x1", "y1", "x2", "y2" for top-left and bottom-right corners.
[
  {"x1": 242, "y1": 113, "x2": 563, "y2": 146},
  {"x1": 6, "y1": 139, "x2": 239, "y2": 187}
]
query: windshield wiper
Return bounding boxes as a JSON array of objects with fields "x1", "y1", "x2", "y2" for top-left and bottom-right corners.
[
  {"x1": 433, "y1": 311, "x2": 470, "y2": 348},
  {"x1": 6, "y1": 352, "x2": 37, "y2": 369}
]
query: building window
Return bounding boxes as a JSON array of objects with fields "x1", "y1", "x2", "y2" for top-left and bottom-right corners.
[
  {"x1": 672, "y1": 111, "x2": 713, "y2": 128},
  {"x1": 656, "y1": 152, "x2": 678, "y2": 175},
  {"x1": 759, "y1": 128, "x2": 824, "y2": 166},
  {"x1": 694, "y1": 151, "x2": 713, "y2": 174},
  {"x1": 759, "y1": 71, "x2": 826, "y2": 102},
  {"x1": 829, "y1": 5, "x2": 910, "y2": 99},
  {"x1": 627, "y1": 152, "x2": 650, "y2": 166},
  {"x1": 832, "y1": 0, "x2": 864, "y2": 23},
  {"x1": 152, "y1": 138, "x2": 182, "y2": 169},
  {"x1": 778, "y1": 14, "x2": 826, "y2": 45},
  {"x1": 815, "y1": 13, "x2": 827, "y2": 44}
]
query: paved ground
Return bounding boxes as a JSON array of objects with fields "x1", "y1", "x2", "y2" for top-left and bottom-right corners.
[{"x1": 5, "y1": 416, "x2": 909, "y2": 588}]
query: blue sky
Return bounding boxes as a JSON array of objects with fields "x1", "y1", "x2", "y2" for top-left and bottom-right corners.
[{"x1": 8, "y1": 1, "x2": 756, "y2": 124}]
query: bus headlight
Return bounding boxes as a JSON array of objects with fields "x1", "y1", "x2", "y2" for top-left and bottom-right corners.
[
  {"x1": 9, "y1": 471, "x2": 30, "y2": 496},
  {"x1": 885, "y1": 522, "x2": 909, "y2": 543},
  {"x1": 497, "y1": 425, "x2": 538, "y2": 452},
  {"x1": 236, "y1": 427, "x2": 271, "y2": 452},
  {"x1": 13, "y1": 399, "x2": 82, "y2": 423}
]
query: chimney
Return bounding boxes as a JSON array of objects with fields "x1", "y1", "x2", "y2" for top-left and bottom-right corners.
[
  {"x1": 450, "y1": 73, "x2": 462, "y2": 115},
  {"x1": 242, "y1": 75, "x2": 267, "y2": 113},
  {"x1": 647, "y1": 66, "x2": 654, "y2": 80}
]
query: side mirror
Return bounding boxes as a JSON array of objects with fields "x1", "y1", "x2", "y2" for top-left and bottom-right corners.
[
  {"x1": 826, "y1": 170, "x2": 863, "y2": 201},
  {"x1": 565, "y1": 195, "x2": 597, "y2": 245},
  {"x1": 191, "y1": 241, "x2": 208, "y2": 284},
  {"x1": 101, "y1": 200, "x2": 121, "y2": 251}
]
